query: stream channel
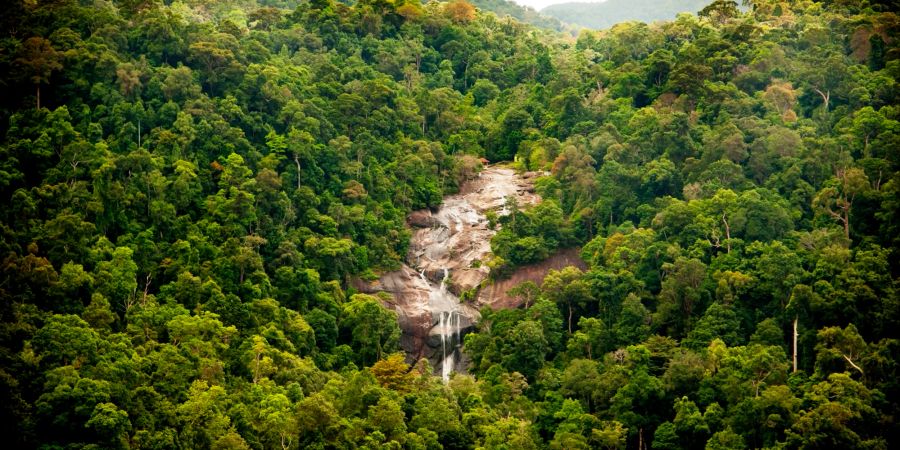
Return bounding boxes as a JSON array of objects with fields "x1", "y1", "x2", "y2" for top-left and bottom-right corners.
[{"x1": 366, "y1": 166, "x2": 539, "y2": 380}]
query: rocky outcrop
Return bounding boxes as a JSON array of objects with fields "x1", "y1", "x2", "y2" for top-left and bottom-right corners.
[
  {"x1": 358, "y1": 265, "x2": 434, "y2": 359},
  {"x1": 370, "y1": 166, "x2": 541, "y2": 375},
  {"x1": 407, "y1": 167, "x2": 540, "y2": 290},
  {"x1": 446, "y1": 268, "x2": 484, "y2": 297},
  {"x1": 476, "y1": 248, "x2": 588, "y2": 310},
  {"x1": 407, "y1": 210, "x2": 438, "y2": 228}
]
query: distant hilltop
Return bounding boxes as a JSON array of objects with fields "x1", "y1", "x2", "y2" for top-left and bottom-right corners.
[
  {"x1": 469, "y1": 0, "x2": 566, "y2": 30},
  {"x1": 542, "y1": 0, "x2": 713, "y2": 29}
]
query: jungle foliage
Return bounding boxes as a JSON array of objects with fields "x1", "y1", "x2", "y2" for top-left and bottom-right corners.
[{"x1": 0, "y1": 0, "x2": 898, "y2": 449}]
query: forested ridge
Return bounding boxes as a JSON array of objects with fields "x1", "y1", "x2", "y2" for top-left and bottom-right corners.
[
  {"x1": 542, "y1": 0, "x2": 714, "y2": 30},
  {"x1": 468, "y1": 0, "x2": 564, "y2": 31},
  {"x1": 0, "y1": 0, "x2": 898, "y2": 449}
]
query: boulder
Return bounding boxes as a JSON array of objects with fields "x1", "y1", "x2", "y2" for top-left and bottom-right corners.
[
  {"x1": 447, "y1": 268, "x2": 487, "y2": 297},
  {"x1": 407, "y1": 210, "x2": 438, "y2": 228}
]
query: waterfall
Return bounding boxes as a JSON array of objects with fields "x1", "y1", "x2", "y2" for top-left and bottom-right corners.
[
  {"x1": 439, "y1": 308, "x2": 463, "y2": 381},
  {"x1": 422, "y1": 268, "x2": 463, "y2": 381},
  {"x1": 381, "y1": 167, "x2": 535, "y2": 383},
  {"x1": 440, "y1": 311, "x2": 455, "y2": 381}
]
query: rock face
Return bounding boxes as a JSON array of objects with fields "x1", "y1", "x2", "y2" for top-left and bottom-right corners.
[
  {"x1": 407, "y1": 210, "x2": 438, "y2": 228},
  {"x1": 407, "y1": 167, "x2": 540, "y2": 286},
  {"x1": 370, "y1": 166, "x2": 540, "y2": 378},
  {"x1": 476, "y1": 248, "x2": 588, "y2": 310}
]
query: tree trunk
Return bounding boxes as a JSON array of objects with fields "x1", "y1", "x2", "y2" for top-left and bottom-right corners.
[
  {"x1": 842, "y1": 354, "x2": 864, "y2": 375},
  {"x1": 143, "y1": 274, "x2": 152, "y2": 305},
  {"x1": 814, "y1": 88, "x2": 830, "y2": 113},
  {"x1": 568, "y1": 304, "x2": 574, "y2": 334},
  {"x1": 295, "y1": 155, "x2": 302, "y2": 191},
  {"x1": 843, "y1": 209, "x2": 850, "y2": 241},
  {"x1": 792, "y1": 316, "x2": 798, "y2": 373},
  {"x1": 722, "y1": 213, "x2": 731, "y2": 253},
  {"x1": 36, "y1": 84, "x2": 41, "y2": 110}
]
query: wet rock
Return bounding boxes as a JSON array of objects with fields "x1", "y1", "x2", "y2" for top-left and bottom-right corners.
[
  {"x1": 429, "y1": 309, "x2": 478, "y2": 330},
  {"x1": 447, "y1": 268, "x2": 487, "y2": 297},
  {"x1": 408, "y1": 210, "x2": 438, "y2": 228},
  {"x1": 349, "y1": 276, "x2": 384, "y2": 294},
  {"x1": 373, "y1": 166, "x2": 540, "y2": 376},
  {"x1": 426, "y1": 319, "x2": 476, "y2": 348},
  {"x1": 375, "y1": 266, "x2": 434, "y2": 360},
  {"x1": 421, "y1": 268, "x2": 446, "y2": 284}
]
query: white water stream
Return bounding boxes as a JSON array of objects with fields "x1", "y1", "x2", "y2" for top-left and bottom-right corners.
[
  {"x1": 385, "y1": 166, "x2": 540, "y2": 381},
  {"x1": 422, "y1": 269, "x2": 463, "y2": 380}
]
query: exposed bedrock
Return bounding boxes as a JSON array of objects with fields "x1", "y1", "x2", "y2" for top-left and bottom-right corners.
[{"x1": 362, "y1": 166, "x2": 548, "y2": 378}]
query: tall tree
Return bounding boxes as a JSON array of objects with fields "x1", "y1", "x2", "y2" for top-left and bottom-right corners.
[{"x1": 16, "y1": 37, "x2": 62, "y2": 109}]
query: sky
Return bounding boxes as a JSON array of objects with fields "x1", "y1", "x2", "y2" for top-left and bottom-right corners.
[{"x1": 508, "y1": 0, "x2": 605, "y2": 11}]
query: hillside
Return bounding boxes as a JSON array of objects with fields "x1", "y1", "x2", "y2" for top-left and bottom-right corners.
[
  {"x1": 470, "y1": 0, "x2": 565, "y2": 30},
  {"x1": 542, "y1": 0, "x2": 712, "y2": 29},
  {"x1": 1, "y1": 0, "x2": 899, "y2": 449}
]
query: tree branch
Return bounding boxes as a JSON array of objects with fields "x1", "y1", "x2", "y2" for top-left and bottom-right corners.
[{"x1": 842, "y1": 354, "x2": 864, "y2": 375}]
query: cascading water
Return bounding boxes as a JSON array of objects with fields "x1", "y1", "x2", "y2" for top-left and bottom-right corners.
[
  {"x1": 422, "y1": 268, "x2": 464, "y2": 381},
  {"x1": 438, "y1": 311, "x2": 458, "y2": 380},
  {"x1": 374, "y1": 166, "x2": 538, "y2": 382}
]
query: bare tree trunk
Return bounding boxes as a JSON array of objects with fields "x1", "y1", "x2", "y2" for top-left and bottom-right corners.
[
  {"x1": 814, "y1": 88, "x2": 830, "y2": 113},
  {"x1": 792, "y1": 316, "x2": 798, "y2": 373},
  {"x1": 36, "y1": 84, "x2": 41, "y2": 110},
  {"x1": 295, "y1": 155, "x2": 302, "y2": 190},
  {"x1": 143, "y1": 274, "x2": 152, "y2": 305},
  {"x1": 722, "y1": 213, "x2": 731, "y2": 253},
  {"x1": 842, "y1": 354, "x2": 864, "y2": 375}
]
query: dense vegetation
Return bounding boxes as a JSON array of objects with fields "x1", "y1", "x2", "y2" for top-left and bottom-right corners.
[
  {"x1": 0, "y1": 0, "x2": 898, "y2": 449},
  {"x1": 542, "y1": 0, "x2": 712, "y2": 30}
]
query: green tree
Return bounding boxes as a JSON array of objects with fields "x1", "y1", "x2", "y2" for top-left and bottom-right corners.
[
  {"x1": 86, "y1": 402, "x2": 131, "y2": 449},
  {"x1": 683, "y1": 302, "x2": 742, "y2": 349},
  {"x1": 16, "y1": 37, "x2": 62, "y2": 109},
  {"x1": 814, "y1": 168, "x2": 871, "y2": 241},
  {"x1": 614, "y1": 294, "x2": 651, "y2": 347},
  {"x1": 341, "y1": 294, "x2": 401, "y2": 366},
  {"x1": 705, "y1": 427, "x2": 745, "y2": 450},
  {"x1": 542, "y1": 266, "x2": 594, "y2": 334},
  {"x1": 177, "y1": 381, "x2": 236, "y2": 449},
  {"x1": 655, "y1": 258, "x2": 707, "y2": 339},
  {"x1": 368, "y1": 396, "x2": 408, "y2": 442},
  {"x1": 502, "y1": 320, "x2": 548, "y2": 380}
]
